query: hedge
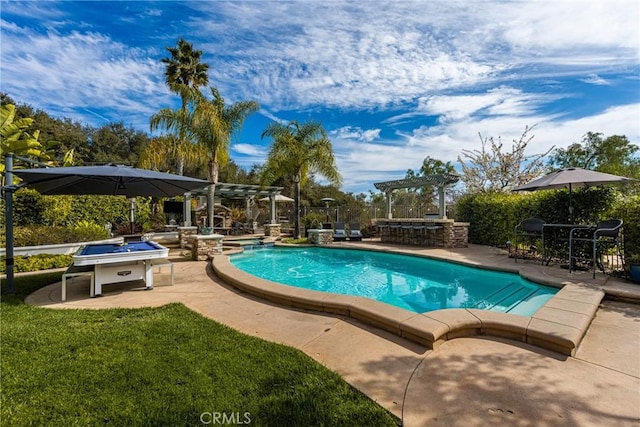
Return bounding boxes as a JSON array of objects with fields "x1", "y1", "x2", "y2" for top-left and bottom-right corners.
[
  {"x1": 456, "y1": 187, "x2": 638, "y2": 256},
  {"x1": 0, "y1": 254, "x2": 73, "y2": 274}
]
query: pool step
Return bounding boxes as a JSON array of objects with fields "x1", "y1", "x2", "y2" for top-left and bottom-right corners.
[{"x1": 475, "y1": 282, "x2": 533, "y2": 312}]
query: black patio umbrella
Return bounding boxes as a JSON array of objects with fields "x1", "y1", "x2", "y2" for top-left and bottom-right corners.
[
  {"x1": 3, "y1": 165, "x2": 210, "y2": 293},
  {"x1": 13, "y1": 164, "x2": 210, "y2": 198},
  {"x1": 513, "y1": 167, "x2": 636, "y2": 222}
]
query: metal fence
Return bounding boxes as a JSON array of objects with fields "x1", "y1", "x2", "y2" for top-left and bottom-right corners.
[{"x1": 271, "y1": 203, "x2": 443, "y2": 226}]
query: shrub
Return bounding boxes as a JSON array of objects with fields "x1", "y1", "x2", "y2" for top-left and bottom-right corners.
[
  {"x1": 301, "y1": 212, "x2": 325, "y2": 229},
  {"x1": 455, "y1": 187, "x2": 619, "y2": 246},
  {"x1": 0, "y1": 189, "x2": 154, "y2": 229},
  {"x1": 609, "y1": 194, "x2": 640, "y2": 261},
  {"x1": 0, "y1": 254, "x2": 72, "y2": 273},
  {"x1": 5, "y1": 224, "x2": 108, "y2": 247},
  {"x1": 71, "y1": 221, "x2": 110, "y2": 242}
]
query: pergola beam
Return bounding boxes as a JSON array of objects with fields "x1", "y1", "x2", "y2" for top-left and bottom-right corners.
[
  {"x1": 186, "y1": 182, "x2": 284, "y2": 226},
  {"x1": 373, "y1": 174, "x2": 460, "y2": 219}
]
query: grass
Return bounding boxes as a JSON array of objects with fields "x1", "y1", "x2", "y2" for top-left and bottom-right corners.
[{"x1": 1, "y1": 274, "x2": 399, "y2": 426}]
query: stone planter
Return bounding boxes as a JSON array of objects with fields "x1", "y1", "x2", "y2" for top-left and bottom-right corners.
[{"x1": 307, "y1": 229, "x2": 333, "y2": 245}]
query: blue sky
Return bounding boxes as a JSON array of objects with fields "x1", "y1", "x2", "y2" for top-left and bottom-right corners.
[{"x1": 1, "y1": 0, "x2": 639, "y2": 194}]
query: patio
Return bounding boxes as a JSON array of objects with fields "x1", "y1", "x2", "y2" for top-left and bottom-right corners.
[{"x1": 25, "y1": 241, "x2": 640, "y2": 425}]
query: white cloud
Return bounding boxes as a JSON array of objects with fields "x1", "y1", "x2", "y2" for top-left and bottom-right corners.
[
  {"x1": 232, "y1": 143, "x2": 266, "y2": 157},
  {"x1": 580, "y1": 74, "x2": 610, "y2": 85},
  {"x1": 336, "y1": 102, "x2": 640, "y2": 193},
  {"x1": 331, "y1": 126, "x2": 381, "y2": 143},
  {"x1": 188, "y1": 1, "x2": 639, "y2": 112},
  {"x1": 1, "y1": 0, "x2": 637, "y2": 196},
  {"x1": 0, "y1": 23, "x2": 170, "y2": 127}
]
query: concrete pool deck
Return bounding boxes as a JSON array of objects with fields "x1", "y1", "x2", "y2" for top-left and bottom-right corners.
[{"x1": 25, "y1": 242, "x2": 640, "y2": 426}]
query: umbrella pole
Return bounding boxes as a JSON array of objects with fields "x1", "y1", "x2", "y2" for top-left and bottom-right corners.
[
  {"x1": 568, "y1": 184, "x2": 573, "y2": 224},
  {"x1": 129, "y1": 198, "x2": 135, "y2": 234},
  {"x1": 3, "y1": 154, "x2": 16, "y2": 293}
]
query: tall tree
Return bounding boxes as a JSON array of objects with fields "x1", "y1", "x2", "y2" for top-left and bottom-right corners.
[
  {"x1": 88, "y1": 122, "x2": 149, "y2": 165},
  {"x1": 191, "y1": 87, "x2": 259, "y2": 227},
  {"x1": 547, "y1": 132, "x2": 640, "y2": 178},
  {"x1": 457, "y1": 124, "x2": 552, "y2": 193},
  {"x1": 405, "y1": 156, "x2": 457, "y2": 197},
  {"x1": 160, "y1": 39, "x2": 209, "y2": 174},
  {"x1": 260, "y1": 121, "x2": 342, "y2": 238}
]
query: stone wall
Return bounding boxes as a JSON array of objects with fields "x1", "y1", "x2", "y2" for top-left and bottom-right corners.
[
  {"x1": 452, "y1": 224, "x2": 469, "y2": 248},
  {"x1": 189, "y1": 234, "x2": 224, "y2": 261},
  {"x1": 178, "y1": 226, "x2": 198, "y2": 249}
]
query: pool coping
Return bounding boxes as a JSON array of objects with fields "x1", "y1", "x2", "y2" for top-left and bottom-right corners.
[{"x1": 211, "y1": 245, "x2": 605, "y2": 356}]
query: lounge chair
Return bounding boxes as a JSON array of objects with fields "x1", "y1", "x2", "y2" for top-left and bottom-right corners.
[
  {"x1": 348, "y1": 223, "x2": 363, "y2": 241},
  {"x1": 333, "y1": 222, "x2": 347, "y2": 241}
]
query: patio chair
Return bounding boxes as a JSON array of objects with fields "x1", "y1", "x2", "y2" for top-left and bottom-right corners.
[
  {"x1": 569, "y1": 219, "x2": 623, "y2": 278},
  {"x1": 333, "y1": 222, "x2": 347, "y2": 241},
  {"x1": 514, "y1": 218, "x2": 546, "y2": 263},
  {"x1": 348, "y1": 223, "x2": 363, "y2": 241}
]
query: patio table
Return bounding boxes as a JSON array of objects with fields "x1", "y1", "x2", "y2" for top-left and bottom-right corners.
[{"x1": 542, "y1": 223, "x2": 596, "y2": 267}]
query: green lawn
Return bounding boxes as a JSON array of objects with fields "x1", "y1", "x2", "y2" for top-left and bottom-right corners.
[{"x1": 1, "y1": 273, "x2": 398, "y2": 426}]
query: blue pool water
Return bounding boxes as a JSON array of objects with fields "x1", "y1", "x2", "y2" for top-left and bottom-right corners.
[{"x1": 230, "y1": 247, "x2": 558, "y2": 316}]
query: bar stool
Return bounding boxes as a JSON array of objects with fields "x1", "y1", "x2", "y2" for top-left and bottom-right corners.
[
  {"x1": 412, "y1": 222, "x2": 426, "y2": 246},
  {"x1": 389, "y1": 222, "x2": 401, "y2": 243},
  {"x1": 425, "y1": 224, "x2": 443, "y2": 247},
  {"x1": 401, "y1": 222, "x2": 413, "y2": 244},
  {"x1": 377, "y1": 221, "x2": 390, "y2": 242}
]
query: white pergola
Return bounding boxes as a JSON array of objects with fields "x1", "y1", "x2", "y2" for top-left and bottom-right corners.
[
  {"x1": 373, "y1": 174, "x2": 460, "y2": 219},
  {"x1": 184, "y1": 182, "x2": 284, "y2": 226}
]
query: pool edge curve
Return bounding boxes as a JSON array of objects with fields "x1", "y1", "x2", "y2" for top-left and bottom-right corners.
[{"x1": 211, "y1": 248, "x2": 604, "y2": 356}]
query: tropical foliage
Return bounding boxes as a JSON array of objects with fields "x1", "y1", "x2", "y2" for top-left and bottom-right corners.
[
  {"x1": 261, "y1": 121, "x2": 342, "y2": 238},
  {"x1": 190, "y1": 87, "x2": 259, "y2": 227},
  {"x1": 0, "y1": 103, "x2": 53, "y2": 184},
  {"x1": 157, "y1": 38, "x2": 210, "y2": 175}
]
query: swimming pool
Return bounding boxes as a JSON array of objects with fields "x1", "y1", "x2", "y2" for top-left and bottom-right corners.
[{"x1": 230, "y1": 247, "x2": 557, "y2": 316}]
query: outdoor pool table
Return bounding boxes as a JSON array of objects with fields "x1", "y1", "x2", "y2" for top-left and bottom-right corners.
[{"x1": 73, "y1": 241, "x2": 169, "y2": 296}]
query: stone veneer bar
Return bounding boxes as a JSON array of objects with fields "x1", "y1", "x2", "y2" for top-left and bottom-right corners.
[{"x1": 212, "y1": 246, "x2": 604, "y2": 356}]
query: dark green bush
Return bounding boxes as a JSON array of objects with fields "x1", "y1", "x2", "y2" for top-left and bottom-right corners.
[
  {"x1": 456, "y1": 187, "x2": 627, "y2": 247},
  {"x1": 609, "y1": 194, "x2": 640, "y2": 260},
  {"x1": 11, "y1": 189, "x2": 46, "y2": 226},
  {"x1": 456, "y1": 192, "x2": 529, "y2": 246},
  {"x1": 0, "y1": 189, "x2": 153, "y2": 229},
  {"x1": 0, "y1": 254, "x2": 72, "y2": 273}
]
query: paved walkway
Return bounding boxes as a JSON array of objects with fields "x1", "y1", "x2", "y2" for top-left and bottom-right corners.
[{"x1": 25, "y1": 243, "x2": 640, "y2": 426}]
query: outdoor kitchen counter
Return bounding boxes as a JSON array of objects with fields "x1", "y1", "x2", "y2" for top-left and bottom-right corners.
[{"x1": 375, "y1": 218, "x2": 469, "y2": 248}]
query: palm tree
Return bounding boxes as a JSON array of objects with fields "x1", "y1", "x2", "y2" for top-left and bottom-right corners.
[
  {"x1": 162, "y1": 38, "x2": 209, "y2": 109},
  {"x1": 160, "y1": 39, "x2": 209, "y2": 175},
  {"x1": 191, "y1": 87, "x2": 259, "y2": 227},
  {"x1": 261, "y1": 121, "x2": 342, "y2": 238},
  {"x1": 148, "y1": 95, "x2": 200, "y2": 175}
]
